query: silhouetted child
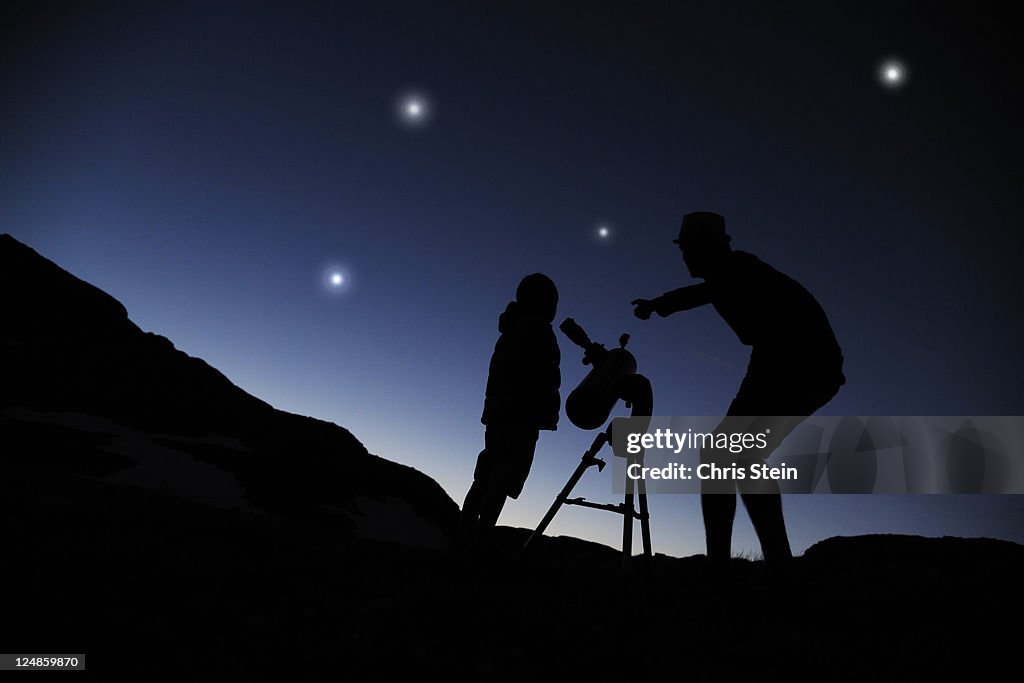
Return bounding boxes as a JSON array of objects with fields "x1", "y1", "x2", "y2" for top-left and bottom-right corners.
[{"x1": 458, "y1": 273, "x2": 561, "y2": 552}]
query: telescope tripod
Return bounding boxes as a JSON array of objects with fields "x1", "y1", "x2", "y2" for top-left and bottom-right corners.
[{"x1": 524, "y1": 373, "x2": 653, "y2": 570}]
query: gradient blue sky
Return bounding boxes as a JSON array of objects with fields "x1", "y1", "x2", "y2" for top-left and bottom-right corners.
[{"x1": 3, "y1": 1, "x2": 1022, "y2": 557}]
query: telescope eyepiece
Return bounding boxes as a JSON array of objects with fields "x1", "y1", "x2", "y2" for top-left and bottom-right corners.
[{"x1": 559, "y1": 317, "x2": 593, "y2": 350}]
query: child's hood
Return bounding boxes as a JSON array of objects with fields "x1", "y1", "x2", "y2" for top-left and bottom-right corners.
[{"x1": 498, "y1": 300, "x2": 553, "y2": 334}]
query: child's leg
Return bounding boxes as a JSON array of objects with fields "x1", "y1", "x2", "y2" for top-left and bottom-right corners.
[
  {"x1": 457, "y1": 479, "x2": 485, "y2": 546},
  {"x1": 458, "y1": 449, "x2": 492, "y2": 547},
  {"x1": 475, "y1": 479, "x2": 508, "y2": 542}
]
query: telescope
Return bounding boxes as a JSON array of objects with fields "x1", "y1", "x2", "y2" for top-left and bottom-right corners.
[
  {"x1": 524, "y1": 317, "x2": 654, "y2": 568},
  {"x1": 559, "y1": 317, "x2": 649, "y2": 433}
]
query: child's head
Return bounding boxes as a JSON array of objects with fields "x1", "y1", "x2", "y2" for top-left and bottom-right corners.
[{"x1": 515, "y1": 273, "x2": 558, "y2": 323}]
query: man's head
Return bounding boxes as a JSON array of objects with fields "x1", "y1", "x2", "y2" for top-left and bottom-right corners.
[
  {"x1": 516, "y1": 272, "x2": 558, "y2": 322},
  {"x1": 673, "y1": 211, "x2": 732, "y2": 278}
]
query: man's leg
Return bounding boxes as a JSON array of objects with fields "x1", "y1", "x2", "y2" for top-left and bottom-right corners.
[
  {"x1": 706, "y1": 405, "x2": 796, "y2": 564},
  {"x1": 734, "y1": 413, "x2": 813, "y2": 563},
  {"x1": 700, "y1": 422, "x2": 743, "y2": 565},
  {"x1": 740, "y1": 483, "x2": 792, "y2": 563},
  {"x1": 701, "y1": 489, "x2": 737, "y2": 565},
  {"x1": 725, "y1": 362, "x2": 842, "y2": 563}
]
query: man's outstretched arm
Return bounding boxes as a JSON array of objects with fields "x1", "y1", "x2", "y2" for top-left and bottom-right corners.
[{"x1": 632, "y1": 283, "x2": 711, "y2": 319}]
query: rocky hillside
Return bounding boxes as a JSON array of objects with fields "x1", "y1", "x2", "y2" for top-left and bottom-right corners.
[{"x1": 0, "y1": 233, "x2": 459, "y2": 544}]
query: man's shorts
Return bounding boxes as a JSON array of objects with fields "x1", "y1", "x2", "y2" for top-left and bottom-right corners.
[{"x1": 700, "y1": 369, "x2": 843, "y2": 493}]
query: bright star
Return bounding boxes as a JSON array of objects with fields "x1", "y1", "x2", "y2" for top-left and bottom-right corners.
[
  {"x1": 878, "y1": 59, "x2": 908, "y2": 89},
  {"x1": 323, "y1": 267, "x2": 350, "y2": 294},
  {"x1": 397, "y1": 92, "x2": 432, "y2": 127}
]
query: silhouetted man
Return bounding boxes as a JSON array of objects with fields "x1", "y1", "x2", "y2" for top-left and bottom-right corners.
[
  {"x1": 459, "y1": 273, "x2": 561, "y2": 551},
  {"x1": 632, "y1": 212, "x2": 844, "y2": 565}
]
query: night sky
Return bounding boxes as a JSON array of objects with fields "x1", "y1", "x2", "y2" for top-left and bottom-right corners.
[{"x1": 4, "y1": 1, "x2": 1023, "y2": 558}]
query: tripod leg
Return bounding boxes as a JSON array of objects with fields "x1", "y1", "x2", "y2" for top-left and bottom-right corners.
[
  {"x1": 612, "y1": 374, "x2": 654, "y2": 569},
  {"x1": 621, "y1": 454, "x2": 637, "y2": 570},
  {"x1": 524, "y1": 432, "x2": 608, "y2": 549},
  {"x1": 525, "y1": 459, "x2": 587, "y2": 547},
  {"x1": 637, "y1": 467, "x2": 652, "y2": 558}
]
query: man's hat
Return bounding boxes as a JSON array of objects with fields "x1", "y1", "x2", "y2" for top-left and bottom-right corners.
[{"x1": 673, "y1": 211, "x2": 730, "y2": 245}]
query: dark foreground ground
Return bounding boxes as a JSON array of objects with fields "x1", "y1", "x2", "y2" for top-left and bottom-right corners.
[{"x1": 4, "y1": 461, "x2": 1021, "y2": 682}]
